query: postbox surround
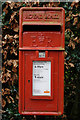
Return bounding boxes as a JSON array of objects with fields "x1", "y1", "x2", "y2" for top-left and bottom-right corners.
[{"x1": 19, "y1": 7, "x2": 65, "y2": 116}]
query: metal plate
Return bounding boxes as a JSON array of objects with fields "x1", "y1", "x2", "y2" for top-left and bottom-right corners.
[{"x1": 39, "y1": 52, "x2": 45, "y2": 58}]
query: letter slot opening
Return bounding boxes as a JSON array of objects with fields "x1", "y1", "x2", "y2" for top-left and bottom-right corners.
[{"x1": 23, "y1": 25, "x2": 61, "y2": 32}]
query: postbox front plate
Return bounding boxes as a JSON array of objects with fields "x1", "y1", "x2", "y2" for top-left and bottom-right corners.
[{"x1": 19, "y1": 7, "x2": 65, "y2": 116}]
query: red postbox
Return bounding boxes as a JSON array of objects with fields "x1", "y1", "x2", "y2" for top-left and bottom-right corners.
[{"x1": 19, "y1": 7, "x2": 65, "y2": 115}]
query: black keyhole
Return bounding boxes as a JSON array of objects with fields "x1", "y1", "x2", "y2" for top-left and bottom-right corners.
[{"x1": 28, "y1": 80, "x2": 30, "y2": 83}]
